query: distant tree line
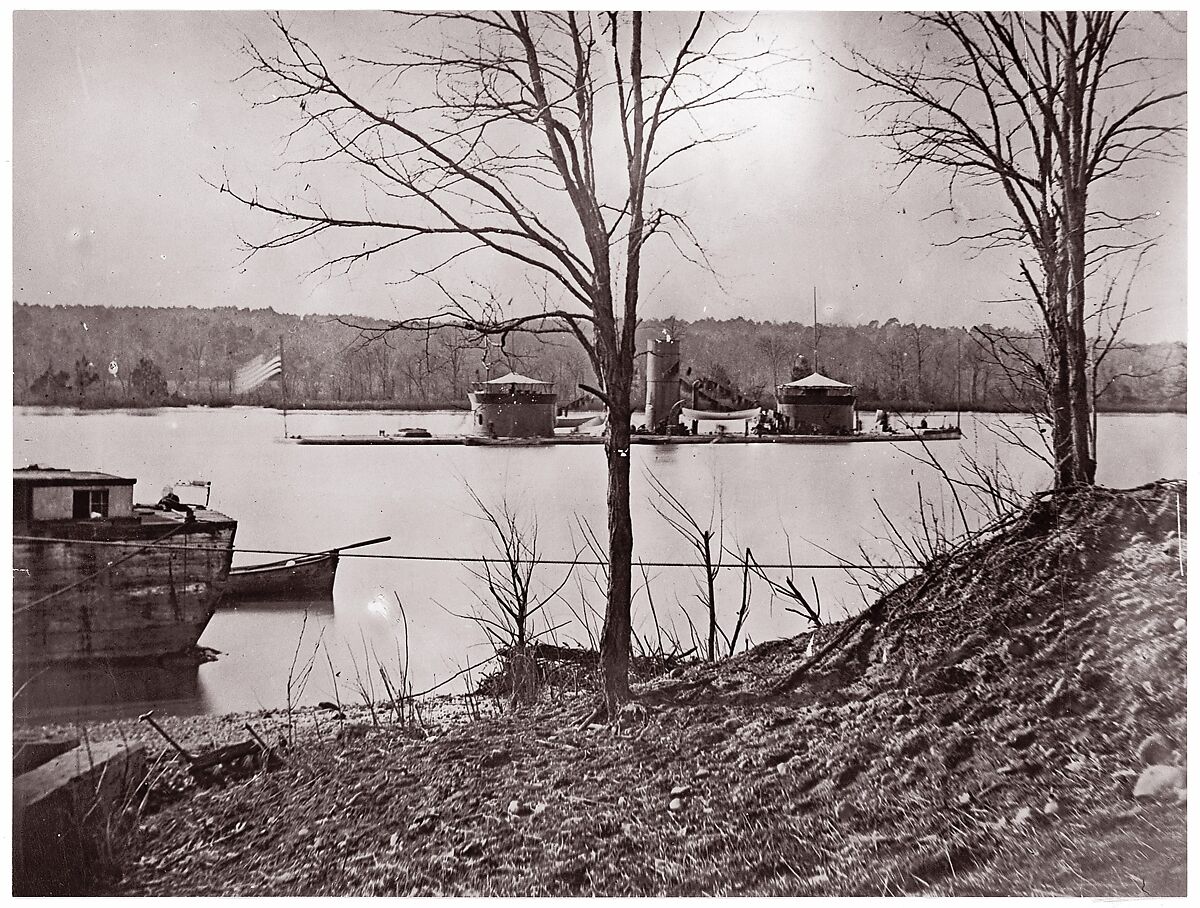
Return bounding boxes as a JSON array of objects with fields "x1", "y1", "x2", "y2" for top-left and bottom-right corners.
[{"x1": 13, "y1": 303, "x2": 1185, "y2": 413}]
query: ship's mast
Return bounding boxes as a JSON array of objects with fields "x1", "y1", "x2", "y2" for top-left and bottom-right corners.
[
  {"x1": 812, "y1": 287, "x2": 820, "y2": 374},
  {"x1": 955, "y1": 334, "x2": 962, "y2": 430}
]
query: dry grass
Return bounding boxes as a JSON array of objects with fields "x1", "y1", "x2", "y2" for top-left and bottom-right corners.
[{"x1": 47, "y1": 481, "x2": 1187, "y2": 896}]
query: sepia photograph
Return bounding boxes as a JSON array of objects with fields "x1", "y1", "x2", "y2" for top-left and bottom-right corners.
[{"x1": 11, "y1": 8, "x2": 1187, "y2": 896}]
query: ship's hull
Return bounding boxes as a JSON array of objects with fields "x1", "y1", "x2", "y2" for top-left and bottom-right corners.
[{"x1": 13, "y1": 512, "x2": 237, "y2": 668}]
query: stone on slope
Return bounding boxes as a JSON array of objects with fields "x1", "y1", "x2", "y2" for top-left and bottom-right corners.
[{"x1": 1133, "y1": 765, "x2": 1186, "y2": 800}]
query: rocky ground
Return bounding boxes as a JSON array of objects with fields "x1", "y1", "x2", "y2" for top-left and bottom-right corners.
[{"x1": 19, "y1": 481, "x2": 1187, "y2": 896}]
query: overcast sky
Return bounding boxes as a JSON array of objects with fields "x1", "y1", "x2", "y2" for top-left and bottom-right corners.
[{"x1": 12, "y1": 10, "x2": 1187, "y2": 343}]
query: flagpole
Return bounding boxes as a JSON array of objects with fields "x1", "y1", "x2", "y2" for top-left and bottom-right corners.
[{"x1": 280, "y1": 334, "x2": 288, "y2": 439}]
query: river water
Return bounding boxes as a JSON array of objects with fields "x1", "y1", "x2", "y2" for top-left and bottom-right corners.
[{"x1": 12, "y1": 407, "x2": 1185, "y2": 720}]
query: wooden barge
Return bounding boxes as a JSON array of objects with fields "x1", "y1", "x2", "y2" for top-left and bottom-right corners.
[
  {"x1": 294, "y1": 427, "x2": 962, "y2": 446},
  {"x1": 13, "y1": 468, "x2": 237, "y2": 671}
]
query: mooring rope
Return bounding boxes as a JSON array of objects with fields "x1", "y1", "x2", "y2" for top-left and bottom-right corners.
[
  {"x1": 14, "y1": 523, "x2": 191, "y2": 614},
  {"x1": 12, "y1": 534, "x2": 918, "y2": 571}
]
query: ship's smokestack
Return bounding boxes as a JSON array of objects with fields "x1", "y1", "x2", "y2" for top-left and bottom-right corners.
[{"x1": 645, "y1": 332, "x2": 681, "y2": 433}]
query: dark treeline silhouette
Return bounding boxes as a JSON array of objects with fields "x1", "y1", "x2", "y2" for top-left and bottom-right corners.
[{"x1": 13, "y1": 303, "x2": 1185, "y2": 412}]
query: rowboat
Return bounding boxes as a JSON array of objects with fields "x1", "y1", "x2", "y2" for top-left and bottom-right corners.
[
  {"x1": 227, "y1": 551, "x2": 338, "y2": 601},
  {"x1": 224, "y1": 535, "x2": 391, "y2": 602}
]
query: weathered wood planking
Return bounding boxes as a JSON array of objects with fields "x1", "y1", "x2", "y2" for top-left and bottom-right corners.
[{"x1": 13, "y1": 511, "x2": 236, "y2": 667}]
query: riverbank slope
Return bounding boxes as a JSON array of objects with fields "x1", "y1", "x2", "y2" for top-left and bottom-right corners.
[{"x1": 28, "y1": 480, "x2": 1187, "y2": 895}]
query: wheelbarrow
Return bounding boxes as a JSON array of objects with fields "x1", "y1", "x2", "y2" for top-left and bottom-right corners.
[{"x1": 139, "y1": 711, "x2": 282, "y2": 779}]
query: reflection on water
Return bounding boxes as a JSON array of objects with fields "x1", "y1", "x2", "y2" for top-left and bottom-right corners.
[
  {"x1": 15, "y1": 595, "x2": 337, "y2": 724},
  {"x1": 220, "y1": 597, "x2": 336, "y2": 617},
  {"x1": 13, "y1": 407, "x2": 1187, "y2": 720},
  {"x1": 14, "y1": 658, "x2": 206, "y2": 723}
]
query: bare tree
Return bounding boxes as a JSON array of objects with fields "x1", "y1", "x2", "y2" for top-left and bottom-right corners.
[
  {"x1": 450, "y1": 485, "x2": 575, "y2": 704},
  {"x1": 846, "y1": 12, "x2": 1183, "y2": 487},
  {"x1": 458, "y1": 485, "x2": 572, "y2": 654},
  {"x1": 645, "y1": 470, "x2": 727, "y2": 662},
  {"x1": 909, "y1": 323, "x2": 927, "y2": 403},
  {"x1": 971, "y1": 246, "x2": 1177, "y2": 473},
  {"x1": 754, "y1": 332, "x2": 788, "y2": 393},
  {"x1": 227, "y1": 11, "x2": 785, "y2": 713}
]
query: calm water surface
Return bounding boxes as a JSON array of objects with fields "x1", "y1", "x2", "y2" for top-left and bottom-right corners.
[{"x1": 13, "y1": 407, "x2": 1185, "y2": 720}]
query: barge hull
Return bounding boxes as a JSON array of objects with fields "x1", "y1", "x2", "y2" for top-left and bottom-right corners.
[{"x1": 13, "y1": 516, "x2": 236, "y2": 668}]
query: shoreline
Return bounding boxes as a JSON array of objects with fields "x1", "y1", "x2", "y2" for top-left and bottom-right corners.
[{"x1": 14, "y1": 695, "x2": 503, "y2": 755}]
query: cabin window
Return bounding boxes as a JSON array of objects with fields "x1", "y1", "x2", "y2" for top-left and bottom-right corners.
[
  {"x1": 477, "y1": 412, "x2": 483, "y2": 425},
  {"x1": 72, "y1": 489, "x2": 109, "y2": 519}
]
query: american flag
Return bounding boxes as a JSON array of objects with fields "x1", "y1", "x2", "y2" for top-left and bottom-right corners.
[{"x1": 233, "y1": 354, "x2": 282, "y2": 394}]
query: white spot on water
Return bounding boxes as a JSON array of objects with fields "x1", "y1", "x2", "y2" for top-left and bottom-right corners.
[{"x1": 366, "y1": 594, "x2": 389, "y2": 619}]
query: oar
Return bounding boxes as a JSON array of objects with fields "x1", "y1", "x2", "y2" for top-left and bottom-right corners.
[{"x1": 324, "y1": 535, "x2": 391, "y2": 554}]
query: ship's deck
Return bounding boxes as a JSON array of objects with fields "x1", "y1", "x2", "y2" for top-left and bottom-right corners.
[
  {"x1": 14, "y1": 506, "x2": 237, "y2": 539},
  {"x1": 131, "y1": 505, "x2": 236, "y2": 527},
  {"x1": 293, "y1": 428, "x2": 964, "y2": 446}
]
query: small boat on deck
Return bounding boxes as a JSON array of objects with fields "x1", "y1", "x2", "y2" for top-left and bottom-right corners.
[
  {"x1": 554, "y1": 414, "x2": 596, "y2": 429},
  {"x1": 224, "y1": 535, "x2": 390, "y2": 602},
  {"x1": 462, "y1": 435, "x2": 549, "y2": 447},
  {"x1": 226, "y1": 551, "x2": 339, "y2": 601}
]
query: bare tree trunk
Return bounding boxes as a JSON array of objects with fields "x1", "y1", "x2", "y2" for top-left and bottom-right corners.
[
  {"x1": 1061, "y1": 15, "x2": 1097, "y2": 485},
  {"x1": 1047, "y1": 335, "x2": 1076, "y2": 488},
  {"x1": 600, "y1": 396, "x2": 633, "y2": 711},
  {"x1": 1065, "y1": 269, "x2": 1094, "y2": 483}
]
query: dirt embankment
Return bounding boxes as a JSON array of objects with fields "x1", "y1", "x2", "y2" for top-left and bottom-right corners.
[{"x1": 63, "y1": 481, "x2": 1188, "y2": 896}]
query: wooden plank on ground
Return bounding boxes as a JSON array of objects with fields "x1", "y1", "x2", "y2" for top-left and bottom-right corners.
[{"x1": 13, "y1": 740, "x2": 148, "y2": 895}]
